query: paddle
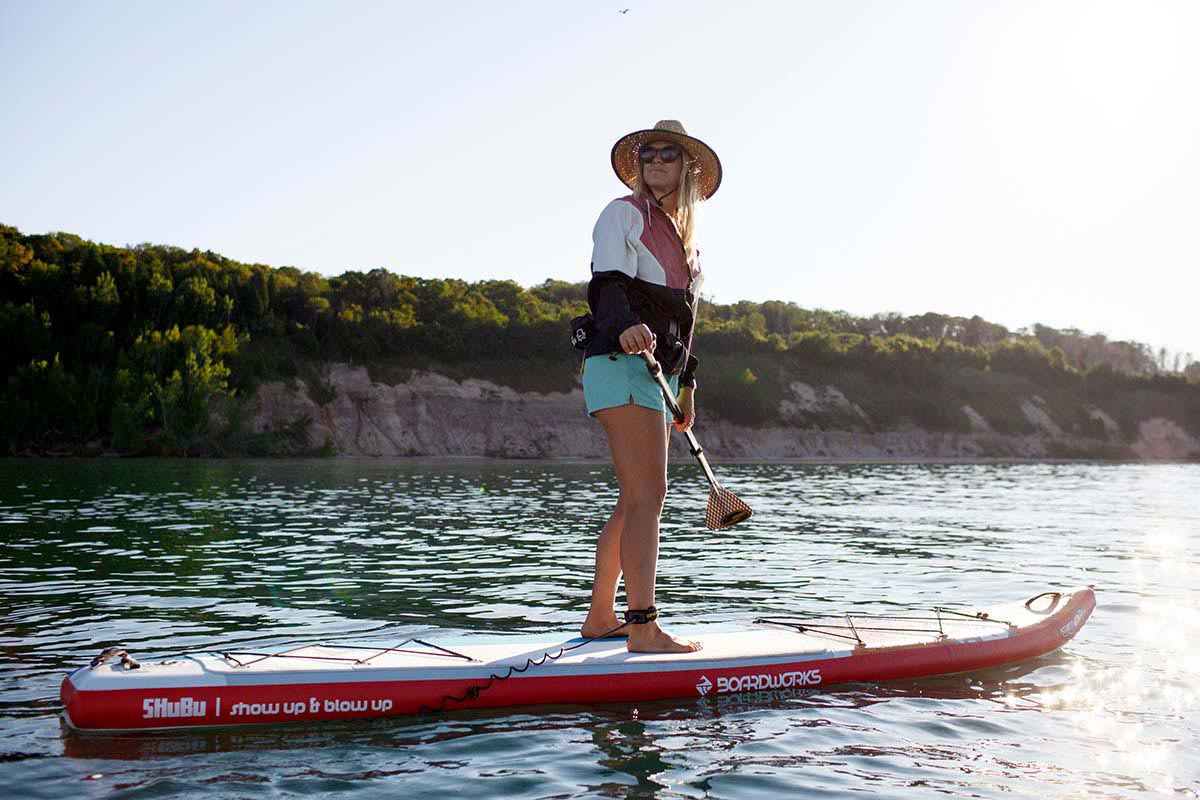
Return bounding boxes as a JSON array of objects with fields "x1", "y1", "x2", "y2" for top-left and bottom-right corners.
[{"x1": 641, "y1": 351, "x2": 753, "y2": 530}]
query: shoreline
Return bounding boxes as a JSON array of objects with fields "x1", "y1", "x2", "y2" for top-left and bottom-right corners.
[
  {"x1": 4, "y1": 453, "x2": 1196, "y2": 465},
  {"x1": 8, "y1": 366, "x2": 1198, "y2": 463}
]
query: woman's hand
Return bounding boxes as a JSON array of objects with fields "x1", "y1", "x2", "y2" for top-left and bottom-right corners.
[
  {"x1": 674, "y1": 386, "x2": 695, "y2": 432},
  {"x1": 618, "y1": 323, "x2": 656, "y2": 355}
]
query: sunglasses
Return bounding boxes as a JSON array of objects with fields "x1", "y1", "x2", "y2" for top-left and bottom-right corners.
[{"x1": 638, "y1": 144, "x2": 683, "y2": 164}]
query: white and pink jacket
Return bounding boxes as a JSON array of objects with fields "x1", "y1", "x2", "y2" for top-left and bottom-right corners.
[{"x1": 586, "y1": 195, "x2": 702, "y2": 387}]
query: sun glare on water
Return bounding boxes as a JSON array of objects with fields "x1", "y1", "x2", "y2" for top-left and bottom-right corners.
[{"x1": 1043, "y1": 525, "x2": 1198, "y2": 795}]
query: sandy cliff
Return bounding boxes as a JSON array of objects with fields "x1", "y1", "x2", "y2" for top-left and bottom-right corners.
[{"x1": 248, "y1": 365, "x2": 1200, "y2": 461}]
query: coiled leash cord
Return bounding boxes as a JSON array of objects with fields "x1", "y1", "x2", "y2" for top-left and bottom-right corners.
[{"x1": 417, "y1": 607, "x2": 659, "y2": 715}]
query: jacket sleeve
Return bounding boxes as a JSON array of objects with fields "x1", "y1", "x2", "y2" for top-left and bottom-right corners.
[
  {"x1": 588, "y1": 201, "x2": 644, "y2": 340},
  {"x1": 680, "y1": 353, "x2": 698, "y2": 389},
  {"x1": 591, "y1": 200, "x2": 640, "y2": 279},
  {"x1": 680, "y1": 265, "x2": 701, "y2": 388},
  {"x1": 588, "y1": 270, "x2": 640, "y2": 339}
]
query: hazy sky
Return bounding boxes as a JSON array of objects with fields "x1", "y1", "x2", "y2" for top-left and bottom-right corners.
[{"x1": 3, "y1": 1, "x2": 1198, "y2": 360}]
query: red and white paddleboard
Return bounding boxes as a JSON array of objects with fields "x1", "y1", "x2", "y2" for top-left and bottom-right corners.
[{"x1": 61, "y1": 586, "x2": 1094, "y2": 732}]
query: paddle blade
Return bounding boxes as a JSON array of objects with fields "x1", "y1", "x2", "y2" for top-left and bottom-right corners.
[{"x1": 706, "y1": 486, "x2": 753, "y2": 530}]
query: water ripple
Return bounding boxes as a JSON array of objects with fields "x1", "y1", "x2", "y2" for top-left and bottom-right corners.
[{"x1": 0, "y1": 458, "x2": 1197, "y2": 798}]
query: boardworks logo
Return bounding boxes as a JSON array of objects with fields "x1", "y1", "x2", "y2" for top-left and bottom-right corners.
[
  {"x1": 698, "y1": 669, "x2": 823, "y2": 696},
  {"x1": 142, "y1": 697, "x2": 207, "y2": 720},
  {"x1": 1059, "y1": 608, "x2": 1086, "y2": 638}
]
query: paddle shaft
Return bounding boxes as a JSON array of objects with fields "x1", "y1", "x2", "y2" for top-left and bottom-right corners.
[{"x1": 640, "y1": 352, "x2": 720, "y2": 489}]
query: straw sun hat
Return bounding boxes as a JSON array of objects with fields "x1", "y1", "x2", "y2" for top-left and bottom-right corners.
[{"x1": 610, "y1": 120, "x2": 723, "y2": 200}]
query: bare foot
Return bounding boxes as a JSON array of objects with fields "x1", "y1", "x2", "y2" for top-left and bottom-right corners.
[
  {"x1": 626, "y1": 622, "x2": 701, "y2": 654},
  {"x1": 581, "y1": 613, "x2": 629, "y2": 639}
]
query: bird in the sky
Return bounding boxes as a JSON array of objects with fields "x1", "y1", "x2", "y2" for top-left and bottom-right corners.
[{"x1": 619, "y1": 8, "x2": 629, "y2": 14}]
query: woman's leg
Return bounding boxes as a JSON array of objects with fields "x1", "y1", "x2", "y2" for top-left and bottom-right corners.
[
  {"x1": 594, "y1": 402, "x2": 699, "y2": 653},
  {"x1": 580, "y1": 501, "x2": 625, "y2": 638}
]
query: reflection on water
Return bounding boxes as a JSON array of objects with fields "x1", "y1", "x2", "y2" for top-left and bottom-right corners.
[{"x1": 1, "y1": 459, "x2": 1198, "y2": 798}]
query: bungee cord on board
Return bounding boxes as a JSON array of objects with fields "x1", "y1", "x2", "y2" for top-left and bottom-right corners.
[{"x1": 417, "y1": 607, "x2": 665, "y2": 715}]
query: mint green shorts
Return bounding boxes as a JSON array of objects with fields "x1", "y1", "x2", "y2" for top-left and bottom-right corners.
[{"x1": 583, "y1": 353, "x2": 679, "y2": 421}]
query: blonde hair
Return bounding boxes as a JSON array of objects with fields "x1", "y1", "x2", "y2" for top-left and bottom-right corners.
[{"x1": 633, "y1": 147, "x2": 702, "y2": 270}]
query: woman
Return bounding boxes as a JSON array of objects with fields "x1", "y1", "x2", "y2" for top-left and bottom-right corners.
[{"x1": 580, "y1": 120, "x2": 722, "y2": 654}]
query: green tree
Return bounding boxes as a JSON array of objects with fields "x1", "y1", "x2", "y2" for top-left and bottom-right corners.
[
  {"x1": 0, "y1": 354, "x2": 85, "y2": 451},
  {"x1": 113, "y1": 324, "x2": 243, "y2": 454}
]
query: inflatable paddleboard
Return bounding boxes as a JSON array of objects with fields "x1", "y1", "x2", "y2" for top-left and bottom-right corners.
[{"x1": 61, "y1": 586, "x2": 1094, "y2": 732}]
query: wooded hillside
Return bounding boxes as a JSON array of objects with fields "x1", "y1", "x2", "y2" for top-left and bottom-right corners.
[{"x1": 2, "y1": 224, "x2": 1197, "y2": 456}]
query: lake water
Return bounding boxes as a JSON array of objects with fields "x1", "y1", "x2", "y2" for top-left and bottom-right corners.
[{"x1": 1, "y1": 458, "x2": 1197, "y2": 798}]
